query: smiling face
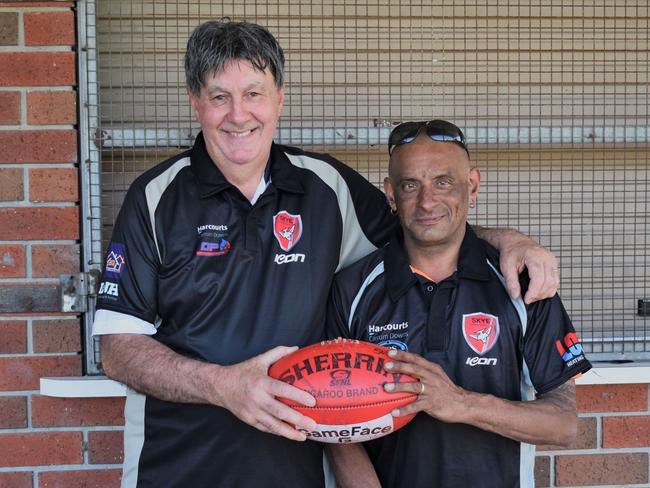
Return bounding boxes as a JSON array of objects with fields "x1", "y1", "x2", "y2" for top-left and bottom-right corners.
[
  {"x1": 384, "y1": 136, "x2": 480, "y2": 252},
  {"x1": 189, "y1": 59, "x2": 285, "y2": 173}
]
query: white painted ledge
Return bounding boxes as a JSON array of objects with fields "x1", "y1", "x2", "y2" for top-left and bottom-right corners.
[
  {"x1": 39, "y1": 364, "x2": 650, "y2": 398},
  {"x1": 40, "y1": 376, "x2": 126, "y2": 397},
  {"x1": 575, "y1": 364, "x2": 650, "y2": 386}
]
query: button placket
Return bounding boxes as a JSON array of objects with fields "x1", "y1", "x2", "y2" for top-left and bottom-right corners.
[{"x1": 426, "y1": 281, "x2": 454, "y2": 351}]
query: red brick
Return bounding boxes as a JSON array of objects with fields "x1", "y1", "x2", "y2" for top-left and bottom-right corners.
[
  {"x1": 0, "y1": 319, "x2": 27, "y2": 353},
  {"x1": 0, "y1": 244, "x2": 25, "y2": 278},
  {"x1": 33, "y1": 318, "x2": 81, "y2": 352},
  {"x1": 0, "y1": 432, "x2": 82, "y2": 467},
  {"x1": 0, "y1": 207, "x2": 79, "y2": 240},
  {"x1": 40, "y1": 469, "x2": 121, "y2": 488},
  {"x1": 604, "y1": 416, "x2": 650, "y2": 448},
  {"x1": 0, "y1": 168, "x2": 23, "y2": 200},
  {"x1": 32, "y1": 243, "x2": 80, "y2": 277},
  {"x1": 0, "y1": 130, "x2": 77, "y2": 163},
  {"x1": 556, "y1": 453, "x2": 648, "y2": 486},
  {"x1": 0, "y1": 52, "x2": 75, "y2": 87},
  {"x1": 29, "y1": 168, "x2": 78, "y2": 202},
  {"x1": 24, "y1": 11, "x2": 75, "y2": 46},
  {"x1": 88, "y1": 430, "x2": 124, "y2": 464},
  {"x1": 0, "y1": 356, "x2": 80, "y2": 391},
  {"x1": 0, "y1": 91, "x2": 20, "y2": 124},
  {"x1": 27, "y1": 91, "x2": 76, "y2": 125},
  {"x1": 577, "y1": 384, "x2": 648, "y2": 413},
  {"x1": 0, "y1": 12, "x2": 18, "y2": 46},
  {"x1": 0, "y1": 472, "x2": 32, "y2": 488},
  {"x1": 534, "y1": 456, "x2": 550, "y2": 488},
  {"x1": 537, "y1": 417, "x2": 597, "y2": 451},
  {"x1": 32, "y1": 396, "x2": 125, "y2": 427},
  {"x1": 0, "y1": 396, "x2": 27, "y2": 428}
]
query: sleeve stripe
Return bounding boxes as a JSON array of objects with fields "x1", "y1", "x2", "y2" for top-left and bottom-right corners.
[
  {"x1": 485, "y1": 259, "x2": 527, "y2": 335},
  {"x1": 485, "y1": 260, "x2": 536, "y2": 402},
  {"x1": 144, "y1": 157, "x2": 192, "y2": 261},
  {"x1": 92, "y1": 309, "x2": 157, "y2": 335},
  {"x1": 285, "y1": 153, "x2": 378, "y2": 271},
  {"x1": 348, "y1": 261, "x2": 385, "y2": 331}
]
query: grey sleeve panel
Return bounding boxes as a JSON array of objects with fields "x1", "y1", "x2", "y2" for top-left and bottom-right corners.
[
  {"x1": 144, "y1": 157, "x2": 192, "y2": 262},
  {"x1": 286, "y1": 153, "x2": 378, "y2": 271}
]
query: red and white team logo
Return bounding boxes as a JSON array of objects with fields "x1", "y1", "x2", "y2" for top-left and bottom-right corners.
[
  {"x1": 273, "y1": 211, "x2": 303, "y2": 251},
  {"x1": 462, "y1": 312, "x2": 500, "y2": 355}
]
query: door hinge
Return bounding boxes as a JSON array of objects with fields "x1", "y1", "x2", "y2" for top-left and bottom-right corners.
[{"x1": 60, "y1": 269, "x2": 101, "y2": 313}]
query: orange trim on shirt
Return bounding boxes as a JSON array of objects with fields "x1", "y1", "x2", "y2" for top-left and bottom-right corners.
[{"x1": 409, "y1": 265, "x2": 437, "y2": 283}]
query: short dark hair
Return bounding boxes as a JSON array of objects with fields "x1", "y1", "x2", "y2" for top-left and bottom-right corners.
[{"x1": 184, "y1": 19, "x2": 285, "y2": 96}]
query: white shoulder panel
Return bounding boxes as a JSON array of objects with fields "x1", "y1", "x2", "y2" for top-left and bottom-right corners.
[
  {"x1": 144, "y1": 157, "x2": 192, "y2": 261},
  {"x1": 286, "y1": 153, "x2": 377, "y2": 271}
]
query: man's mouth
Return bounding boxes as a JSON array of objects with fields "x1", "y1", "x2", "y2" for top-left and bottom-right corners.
[
  {"x1": 223, "y1": 128, "x2": 257, "y2": 138},
  {"x1": 416, "y1": 213, "x2": 445, "y2": 225}
]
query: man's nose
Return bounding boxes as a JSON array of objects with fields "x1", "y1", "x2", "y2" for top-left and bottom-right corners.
[
  {"x1": 417, "y1": 184, "x2": 437, "y2": 210},
  {"x1": 227, "y1": 97, "x2": 250, "y2": 124}
]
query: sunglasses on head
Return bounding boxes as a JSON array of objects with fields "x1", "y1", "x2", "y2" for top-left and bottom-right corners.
[{"x1": 388, "y1": 119, "x2": 469, "y2": 156}]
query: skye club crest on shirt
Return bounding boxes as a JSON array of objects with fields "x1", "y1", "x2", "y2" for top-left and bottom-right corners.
[
  {"x1": 273, "y1": 211, "x2": 303, "y2": 251},
  {"x1": 462, "y1": 312, "x2": 500, "y2": 355}
]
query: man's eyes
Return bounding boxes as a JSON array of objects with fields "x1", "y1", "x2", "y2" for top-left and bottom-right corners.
[{"x1": 401, "y1": 182, "x2": 418, "y2": 192}]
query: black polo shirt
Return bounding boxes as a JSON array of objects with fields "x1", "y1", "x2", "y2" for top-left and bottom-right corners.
[
  {"x1": 93, "y1": 132, "x2": 396, "y2": 488},
  {"x1": 326, "y1": 225, "x2": 591, "y2": 488}
]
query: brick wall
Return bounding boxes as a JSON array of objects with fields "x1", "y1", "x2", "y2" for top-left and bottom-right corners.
[
  {"x1": 0, "y1": 2, "x2": 123, "y2": 486},
  {"x1": 0, "y1": 2, "x2": 649, "y2": 488},
  {"x1": 535, "y1": 384, "x2": 650, "y2": 487}
]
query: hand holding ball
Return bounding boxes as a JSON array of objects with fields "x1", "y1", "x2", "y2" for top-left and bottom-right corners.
[{"x1": 268, "y1": 338, "x2": 417, "y2": 443}]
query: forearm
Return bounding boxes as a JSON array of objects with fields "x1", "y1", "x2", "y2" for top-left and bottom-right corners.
[
  {"x1": 473, "y1": 225, "x2": 533, "y2": 250},
  {"x1": 101, "y1": 334, "x2": 226, "y2": 406},
  {"x1": 456, "y1": 381, "x2": 578, "y2": 446},
  {"x1": 327, "y1": 444, "x2": 381, "y2": 488}
]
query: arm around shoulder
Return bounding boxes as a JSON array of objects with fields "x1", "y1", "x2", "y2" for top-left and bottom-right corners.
[{"x1": 473, "y1": 224, "x2": 559, "y2": 303}]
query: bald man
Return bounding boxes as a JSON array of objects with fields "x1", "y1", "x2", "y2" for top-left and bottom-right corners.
[{"x1": 325, "y1": 120, "x2": 591, "y2": 488}]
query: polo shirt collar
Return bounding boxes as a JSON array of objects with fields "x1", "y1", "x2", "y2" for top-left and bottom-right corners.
[
  {"x1": 191, "y1": 132, "x2": 304, "y2": 197},
  {"x1": 384, "y1": 223, "x2": 492, "y2": 302}
]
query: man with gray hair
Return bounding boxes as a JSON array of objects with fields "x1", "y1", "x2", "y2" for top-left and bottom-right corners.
[{"x1": 93, "y1": 20, "x2": 561, "y2": 487}]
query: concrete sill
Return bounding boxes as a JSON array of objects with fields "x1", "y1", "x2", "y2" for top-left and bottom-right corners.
[
  {"x1": 40, "y1": 376, "x2": 126, "y2": 397},
  {"x1": 39, "y1": 363, "x2": 650, "y2": 398}
]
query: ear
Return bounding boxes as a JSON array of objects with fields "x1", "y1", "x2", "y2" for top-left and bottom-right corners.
[
  {"x1": 189, "y1": 90, "x2": 201, "y2": 122},
  {"x1": 384, "y1": 177, "x2": 397, "y2": 213},
  {"x1": 469, "y1": 167, "x2": 481, "y2": 201},
  {"x1": 276, "y1": 85, "x2": 286, "y2": 113}
]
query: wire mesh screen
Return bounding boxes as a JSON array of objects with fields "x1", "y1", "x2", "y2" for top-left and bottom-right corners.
[{"x1": 92, "y1": 1, "x2": 649, "y2": 360}]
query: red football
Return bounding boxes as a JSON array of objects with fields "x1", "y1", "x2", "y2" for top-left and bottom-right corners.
[{"x1": 268, "y1": 338, "x2": 418, "y2": 443}]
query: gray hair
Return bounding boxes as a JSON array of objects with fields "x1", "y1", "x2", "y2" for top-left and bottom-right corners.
[{"x1": 185, "y1": 19, "x2": 285, "y2": 96}]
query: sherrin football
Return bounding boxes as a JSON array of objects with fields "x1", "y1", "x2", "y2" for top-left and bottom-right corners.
[{"x1": 268, "y1": 338, "x2": 418, "y2": 443}]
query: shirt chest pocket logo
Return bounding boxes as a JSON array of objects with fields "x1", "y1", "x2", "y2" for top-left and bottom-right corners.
[
  {"x1": 462, "y1": 312, "x2": 500, "y2": 355},
  {"x1": 273, "y1": 211, "x2": 303, "y2": 251},
  {"x1": 196, "y1": 224, "x2": 231, "y2": 256}
]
